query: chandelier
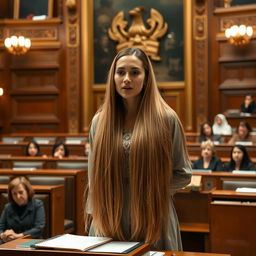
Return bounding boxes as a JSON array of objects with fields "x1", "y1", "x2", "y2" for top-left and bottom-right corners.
[
  {"x1": 4, "y1": 36, "x2": 31, "y2": 55},
  {"x1": 225, "y1": 25, "x2": 253, "y2": 46}
]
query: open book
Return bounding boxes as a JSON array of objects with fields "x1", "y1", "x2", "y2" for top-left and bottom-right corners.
[
  {"x1": 33, "y1": 234, "x2": 112, "y2": 251},
  {"x1": 33, "y1": 234, "x2": 144, "y2": 253}
]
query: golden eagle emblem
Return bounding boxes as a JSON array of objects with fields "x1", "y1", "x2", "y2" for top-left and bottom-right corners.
[{"x1": 108, "y1": 6, "x2": 168, "y2": 61}]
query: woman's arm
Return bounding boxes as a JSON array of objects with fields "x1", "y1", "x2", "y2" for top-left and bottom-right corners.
[{"x1": 170, "y1": 116, "x2": 192, "y2": 192}]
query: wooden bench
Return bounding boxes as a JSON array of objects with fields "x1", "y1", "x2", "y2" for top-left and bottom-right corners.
[
  {"x1": 0, "y1": 142, "x2": 86, "y2": 156},
  {"x1": 0, "y1": 156, "x2": 88, "y2": 170},
  {"x1": 209, "y1": 190, "x2": 256, "y2": 256},
  {"x1": 0, "y1": 184, "x2": 64, "y2": 238}
]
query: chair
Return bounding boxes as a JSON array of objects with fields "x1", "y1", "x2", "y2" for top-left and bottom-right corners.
[
  {"x1": 33, "y1": 137, "x2": 56, "y2": 144},
  {"x1": 222, "y1": 180, "x2": 256, "y2": 190},
  {"x1": 57, "y1": 161, "x2": 87, "y2": 170},
  {"x1": 13, "y1": 161, "x2": 44, "y2": 170},
  {"x1": 65, "y1": 137, "x2": 87, "y2": 144},
  {"x1": 2, "y1": 137, "x2": 24, "y2": 143},
  {"x1": 29, "y1": 176, "x2": 75, "y2": 233}
]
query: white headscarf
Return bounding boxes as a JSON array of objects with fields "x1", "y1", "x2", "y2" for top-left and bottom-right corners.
[{"x1": 212, "y1": 114, "x2": 232, "y2": 135}]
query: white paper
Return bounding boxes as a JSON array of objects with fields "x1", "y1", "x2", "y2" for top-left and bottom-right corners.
[
  {"x1": 232, "y1": 170, "x2": 256, "y2": 174},
  {"x1": 236, "y1": 187, "x2": 256, "y2": 193},
  {"x1": 35, "y1": 234, "x2": 112, "y2": 251},
  {"x1": 89, "y1": 241, "x2": 140, "y2": 253}
]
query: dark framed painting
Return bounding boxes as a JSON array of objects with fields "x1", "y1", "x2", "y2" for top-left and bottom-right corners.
[
  {"x1": 93, "y1": 0, "x2": 184, "y2": 84},
  {"x1": 14, "y1": 0, "x2": 53, "y2": 19}
]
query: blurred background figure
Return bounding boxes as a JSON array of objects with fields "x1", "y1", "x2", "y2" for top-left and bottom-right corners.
[
  {"x1": 241, "y1": 94, "x2": 256, "y2": 114},
  {"x1": 212, "y1": 114, "x2": 232, "y2": 135},
  {"x1": 193, "y1": 140, "x2": 223, "y2": 171},
  {"x1": 0, "y1": 176, "x2": 45, "y2": 244},
  {"x1": 223, "y1": 145, "x2": 256, "y2": 171},
  {"x1": 228, "y1": 121, "x2": 256, "y2": 144},
  {"x1": 198, "y1": 121, "x2": 223, "y2": 143},
  {"x1": 25, "y1": 140, "x2": 41, "y2": 157},
  {"x1": 52, "y1": 141, "x2": 69, "y2": 158},
  {"x1": 84, "y1": 141, "x2": 90, "y2": 157}
]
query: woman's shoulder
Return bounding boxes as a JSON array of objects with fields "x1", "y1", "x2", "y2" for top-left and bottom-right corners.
[{"x1": 32, "y1": 198, "x2": 44, "y2": 207}]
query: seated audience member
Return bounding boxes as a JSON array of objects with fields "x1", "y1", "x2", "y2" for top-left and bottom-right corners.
[
  {"x1": 0, "y1": 176, "x2": 45, "y2": 244},
  {"x1": 223, "y1": 144, "x2": 256, "y2": 171},
  {"x1": 228, "y1": 121, "x2": 256, "y2": 144},
  {"x1": 84, "y1": 141, "x2": 90, "y2": 157},
  {"x1": 198, "y1": 121, "x2": 223, "y2": 143},
  {"x1": 212, "y1": 114, "x2": 232, "y2": 135},
  {"x1": 52, "y1": 141, "x2": 69, "y2": 158},
  {"x1": 193, "y1": 140, "x2": 223, "y2": 171},
  {"x1": 25, "y1": 140, "x2": 41, "y2": 156},
  {"x1": 241, "y1": 94, "x2": 256, "y2": 114}
]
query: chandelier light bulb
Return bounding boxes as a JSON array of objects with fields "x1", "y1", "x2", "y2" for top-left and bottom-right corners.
[
  {"x1": 4, "y1": 35, "x2": 31, "y2": 55},
  {"x1": 238, "y1": 25, "x2": 246, "y2": 36},
  {"x1": 247, "y1": 26, "x2": 253, "y2": 37},
  {"x1": 225, "y1": 28, "x2": 231, "y2": 38},
  {"x1": 225, "y1": 24, "x2": 254, "y2": 46}
]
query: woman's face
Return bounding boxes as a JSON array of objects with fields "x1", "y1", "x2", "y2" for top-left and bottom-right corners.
[
  {"x1": 12, "y1": 183, "x2": 28, "y2": 206},
  {"x1": 201, "y1": 145, "x2": 213, "y2": 158},
  {"x1": 203, "y1": 124, "x2": 212, "y2": 136},
  {"x1": 28, "y1": 143, "x2": 38, "y2": 156},
  {"x1": 238, "y1": 125, "x2": 249, "y2": 139},
  {"x1": 216, "y1": 116, "x2": 222, "y2": 126},
  {"x1": 114, "y1": 55, "x2": 145, "y2": 102},
  {"x1": 54, "y1": 145, "x2": 65, "y2": 157},
  {"x1": 232, "y1": 147, "x2": 243, "y2": 163},
  {"x1": 84, "y1": 143, "x2": 90, "y2": 156}
]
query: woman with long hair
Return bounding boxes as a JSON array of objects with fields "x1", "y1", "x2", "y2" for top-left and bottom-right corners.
[
  {"x1": 197, "y1": 121, "x2": 223, "y2": 143},
  {"x1": 86, "y1": 48, "x2": 191, "y2": 250},
  {"x1": 25, "y1": 140, "x2": 41, "y2": 156},
  {"x1": 223, "y1": 144, "x2": 256, "y2": 171}
]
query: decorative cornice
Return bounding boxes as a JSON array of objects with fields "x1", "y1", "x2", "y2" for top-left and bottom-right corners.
[
  {"x1": 8, "y1": 28, "x2": 58, "y2": 40},
  {"x1": 220, "y1": 14, "x2": 256, "y2": 31}
]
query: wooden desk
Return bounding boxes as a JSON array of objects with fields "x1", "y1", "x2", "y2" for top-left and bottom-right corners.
[
  {"x1": 0, "y1": 238, "x2": 150, "y2": 256},
  {"x1": 191, "y1": 171, "x2": 256, "y2": 191},
  {"x1": 0, "y1": 184, "x2": 64, "y2": 237},
  {"x1": 0, "y1": 238, "x2": 230, "y2": 256},
  {"x1": 224, "y1": 113, "x2": 256, "y2": 128},
  {"x1": 209, "y1": 190, "x2": 256, "y2": 256},
  {"x1": 0, "y1": 156, "x2": 88, "y2": 169},
  {"x1": 0, "y1": 142, "x2": 86, "y2": 156},
  {"x1": 187, "y1": 142, "x2": 256, "y2": 158},
  {"x1": 0, "y1": 169, "x2": 87, "y2": 235}
]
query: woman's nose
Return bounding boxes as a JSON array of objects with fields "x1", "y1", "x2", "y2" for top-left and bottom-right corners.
[{"x1": 124, "y1": 73, "x2": 131, "y2": 82}]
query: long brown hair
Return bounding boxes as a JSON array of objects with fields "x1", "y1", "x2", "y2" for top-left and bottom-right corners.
[{"x1": 90, "y1": 48, "x2": 187, "y2": 245}]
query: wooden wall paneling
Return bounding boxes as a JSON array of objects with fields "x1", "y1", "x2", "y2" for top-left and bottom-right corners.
[
  {"x1": 213, "y1": 5, "x2": 256, "y2": 118},
  {"x1": 192, "y1": 0, "x2": 209, "y2": 130},
  {"x1": 63, "y1": 0, "x2": 81, "y2": 133},
  {"x1": 208, "y1": 1, "x2": 221, "y2": 122},
  {"x1": 161, "y1": 90, "x2": 185, "y2": 124}
]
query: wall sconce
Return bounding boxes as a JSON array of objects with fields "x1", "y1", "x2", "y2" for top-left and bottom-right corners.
[
  {"x1": 225, "y1": 25, "x2": 253, "y2": 46},
  {"x1": 4, "y1": 36, "x2": 31, "y2": 55},
  {"x1": 0, "y1": 88, "x2": 3, "y2": 96}
]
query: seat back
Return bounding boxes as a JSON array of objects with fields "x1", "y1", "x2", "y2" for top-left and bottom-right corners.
[
  {"x1": 222, "y1": 180, "x2": 256, "y2": 190},
  {"x1": 57, "y1": 161, "x2": 87, "y2": 170},
  {"x1": 13, "y1": 161, "x2": 44, "y2": 170}
]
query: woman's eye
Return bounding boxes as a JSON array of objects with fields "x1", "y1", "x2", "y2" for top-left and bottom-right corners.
[
  {"x1": 116, "y1": 70, "x2": 125, "y2": 76},
  {"x1": 131, "y1": 70, "x2": 140, "y2": 76}
]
